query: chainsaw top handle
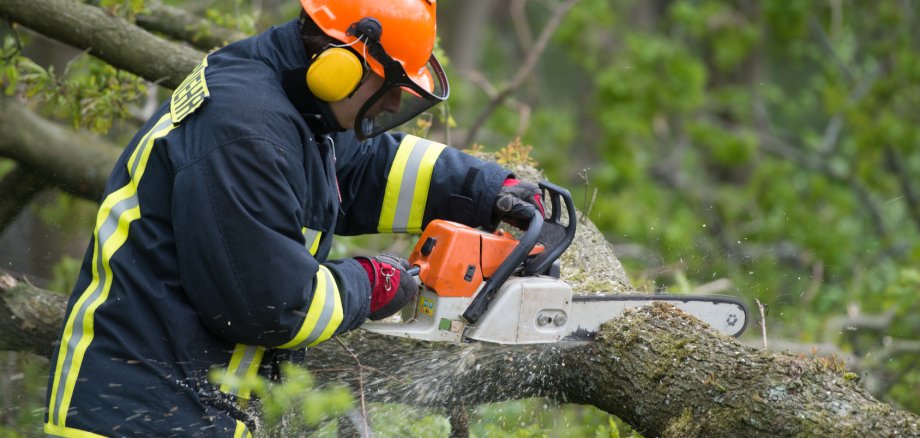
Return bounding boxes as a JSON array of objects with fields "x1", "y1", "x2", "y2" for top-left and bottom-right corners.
[
  {"x1": 461, "y1": 180, "x2": 577, "y2": 324},
  {"x1": 524, "y1": 181, "x2": 578, "y2": 275}
]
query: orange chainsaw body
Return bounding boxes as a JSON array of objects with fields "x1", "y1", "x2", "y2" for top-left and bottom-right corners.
[{"x1": 408, "y1": 220, "x2": 543, "y2": 297}]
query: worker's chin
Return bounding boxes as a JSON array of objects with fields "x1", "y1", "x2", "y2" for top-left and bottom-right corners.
[{"x1": 330, "y1": 115, "x2": 352, "y2": 130}]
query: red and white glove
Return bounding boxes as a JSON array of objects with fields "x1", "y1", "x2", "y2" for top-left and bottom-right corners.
[
  {"x1": 356, "y1": 254, "x2": 418, "y2": 320},
  {"x1": 492, "y1": 178, "x2": 546, "y2": 230}
]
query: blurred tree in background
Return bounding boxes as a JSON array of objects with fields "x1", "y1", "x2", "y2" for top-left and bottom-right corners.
[
  {"x1": 1, "y1": 0, "x2": 918, "y2": 436},
  {"x1": 441, "y1": 0, "x2": 920, "y2": 413}
]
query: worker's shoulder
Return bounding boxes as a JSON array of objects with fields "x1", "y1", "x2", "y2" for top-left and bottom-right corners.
[
  {"x1": 203, "y1": 56, "x2": 294, "y2": 126},
  {"x1": 168, "y1": 59, "x2": 306, "y2": 159}
]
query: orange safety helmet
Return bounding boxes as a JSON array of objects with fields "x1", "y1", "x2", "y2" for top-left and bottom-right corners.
[{"x1": 301, "y1": 0, "x2": 438, "y2": 94}]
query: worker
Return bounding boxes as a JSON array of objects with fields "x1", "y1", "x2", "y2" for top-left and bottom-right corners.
[{"x1": 43, "y1": 0, "x2": 544, "y2": 436}]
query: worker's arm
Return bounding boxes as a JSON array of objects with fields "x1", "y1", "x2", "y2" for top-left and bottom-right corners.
[
  {"x1": 172, "y1": 139, "x2": 369, "y2": 348},
  {"x1": 332, "y1": 130, "x2": 513, "y2": 235}
]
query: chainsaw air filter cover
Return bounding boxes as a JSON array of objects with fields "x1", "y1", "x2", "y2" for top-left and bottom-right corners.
[{"x1": 407, "y1": 220, "x2": 544, "y2": 297}]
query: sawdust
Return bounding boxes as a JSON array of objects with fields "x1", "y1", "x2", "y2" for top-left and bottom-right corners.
[{"x1": 498, "y1": 162, "x2": 632, "y2": 296}]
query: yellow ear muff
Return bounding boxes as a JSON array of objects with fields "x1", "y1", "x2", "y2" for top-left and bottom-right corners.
[{"x1": 306, "y1": 47, "x2": 364, "y2": 102}]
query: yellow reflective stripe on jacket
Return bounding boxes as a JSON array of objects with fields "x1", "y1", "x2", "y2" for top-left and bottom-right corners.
[
  {"x1": 44, "y1": 423, "x2": 108, "y2": 438},
  {"x1": 278, "y1": 265, "x2": 343, "y2": 349},
  {"x1": 377, "y1": 135, "x2": 447, "y2": 233},
  {"x1": 234, "y1": 421, "x2": 252, "y2": 438},
  {"x1": 219, "y1": 344, "x2": 266, "y2": 399},
  {"x1": 47, "y1": 114, "x2": 176, "y2": 428},
  {"x1": 301, "y1": 227, "x2": 322, "y2": 256}
]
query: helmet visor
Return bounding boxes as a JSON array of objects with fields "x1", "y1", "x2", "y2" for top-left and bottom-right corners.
[{"x1": 354, "y1": 54, "x2": 449, "y2": 140}]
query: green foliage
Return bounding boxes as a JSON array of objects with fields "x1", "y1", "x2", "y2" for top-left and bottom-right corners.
[
  {"x1": 494, "y1": 138, "x2": 538, "y2": 168},
  {"x1": 205, "y1": 1, "x2": 257, "y2": 36},
  {"x1": 99, "y1": 0, "x2": 148, "y2": 20},
  {"x1": 1, "y1": 50, "x2": 147, "y2": 133},
  {"x1": 364, "y1": 404, "x2": 451, "y2": 438},
  {"x1": 0, "y1": 353, "x2": 51, "y2": 437},
  {"x1": 47, "y1": 256, "x2": 82, "y2": 295},
  {"x1": 670, "y1": 0, "x2": 760, "y2": 72},
  {"x1": 469, "y1": 399, "x2": 631, "y2": 438},
  {"x1": 686, "y1": 120, "x2": 756, "y2": 167},
  {"x1": 209, "y1": 362, "x2": 354, "y2": 432},
  {"x1": 526, "y1": 0, "x2": 920, "y2": 414},
  {"x1": 32, "y1": 193, "x2": 97, "y2": 235}
]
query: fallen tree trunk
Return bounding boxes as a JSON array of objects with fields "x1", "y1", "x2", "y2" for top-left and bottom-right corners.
[
  {"x1": 4, "y1": 274, "x2": 919, "y2": 436},
  {"x1": 0, "y1": 97, "x2": 121, "y2": 201},
  {"x1": 304, "y1": 304, "x2": 920, "y2": 437},
  {"x1": 0, "y1": 273, "x2": 68, "y2": 358}
]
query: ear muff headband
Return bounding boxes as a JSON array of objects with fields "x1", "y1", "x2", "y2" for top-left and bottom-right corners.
[{"x1": 306, "y1": 47, "x2": 364, "y2": 102}]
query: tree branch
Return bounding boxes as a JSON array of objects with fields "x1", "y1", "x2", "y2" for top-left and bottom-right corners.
[
  {"x1": 0, "y1": 271, "x2": 67, "y2": 358},
  {"x1": 0, "y1": 96, "x2": 119, "y2": 201},
  {"x1": 136, "y1": 0, "x2": 247, "y2": 51},
  {"x1": 0, "y1": 0, "x2": 203, "y2": 89},
  {"x1": 884, "y1": 146, "x2": 920, "y2": 235},
  {"x1": 463, "y1": 0, "x2": 580, "y2": 147},
  {"x1": 3, "y1": 240, "x2": 920, "y2": 435},
  {"x1": 760, "y1": 134, "x2": 891, "y2": 242},
  {"x1": 464, "y1": 70, "x2": 533, "y2": 139},
  {"x1": 303, "y1": 303, "x2": 920, "y2": 437},
  {"x1": 0, "y1": 164, "x2": 47, "y2": 233},
  {"x1": 510, "y1": 0, "x2": 533, "y2": 54}
]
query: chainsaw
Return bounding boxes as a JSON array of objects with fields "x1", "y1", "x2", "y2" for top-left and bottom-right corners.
[{"x1": 362, "y1": 181, "x2": 749, "y2": 344}]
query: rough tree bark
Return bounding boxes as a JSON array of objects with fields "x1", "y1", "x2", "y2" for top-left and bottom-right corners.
[
  {"x1": 304, "y1": 306, "x2": 920, "y2": 437},
  {"x1": 0, "y1": 96, "x2": 120, "y2": 201},
  {"x1": 3, "y1": 276, "x2": 919, "y2": 437},
  {"x1": 0, "y1": 0, "x2": 200, "y2": 89},
  {"x1": 136, "y1": 0, "x2": 248, "y2": 52},
  {"x1": 0, "y1": 273, "x2": 67, "y2": 358},
  {"x1": 1, "y1": 1, "x2": 919, "y2": 436},
  {"x1": 0, "y1": 165, "x2": 47, "y2": 230}
]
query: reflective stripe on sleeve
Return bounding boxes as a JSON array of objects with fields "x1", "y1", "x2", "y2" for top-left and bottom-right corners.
[
  {"x1": 278, "y1": 265, "x2": 343, "y2": 349},
  {"x1": 301, "y1": 227, "x2": 322, "y2": 256},
  {"x1": 219, "y1": 344, "x2": 266, "y2": 399},
  {"x1": 233, "y1": 421, "x2": 252, "y2": 438},
  {"x1": 377, "y1": 135, "x2": 447, "y2": 233}
]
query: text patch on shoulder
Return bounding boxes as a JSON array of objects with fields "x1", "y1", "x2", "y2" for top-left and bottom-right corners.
[{"x1": 170, "y1": 56, "x2": 210, "y2": 124}]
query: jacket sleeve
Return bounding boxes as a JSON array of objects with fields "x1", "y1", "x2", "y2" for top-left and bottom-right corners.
[
  {"x1": 333, "y1": 130, "x2": 512, "y2": 235},
  {"x1": 172, "y1": 139, "x2": 370, "y2": 348}
]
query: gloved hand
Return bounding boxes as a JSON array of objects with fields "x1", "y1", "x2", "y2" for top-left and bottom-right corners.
[
  {"x1": 492, "y1": 178, "x2": 546, "y2": 230},
  {"x1": 355, "y1": 254, "x2": 418, "y2": 320}
]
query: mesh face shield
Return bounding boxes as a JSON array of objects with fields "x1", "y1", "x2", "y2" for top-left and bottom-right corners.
[{"x1": 353, "y1": 29, "x2": 449, "y2": 140}]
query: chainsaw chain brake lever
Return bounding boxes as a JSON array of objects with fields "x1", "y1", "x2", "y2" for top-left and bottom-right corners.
[{"x1": 462, "y1": 180, "x2": 576, "y2": 324}]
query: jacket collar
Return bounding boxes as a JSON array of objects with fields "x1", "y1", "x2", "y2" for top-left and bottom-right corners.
[{"x1": 262, "y1": 19, "x2": 343, "y2": 136}]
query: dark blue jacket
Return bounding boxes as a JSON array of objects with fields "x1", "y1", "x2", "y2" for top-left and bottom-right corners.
[{"x1": 44, "y1": 19, "x2": 509, "y2": 437}]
